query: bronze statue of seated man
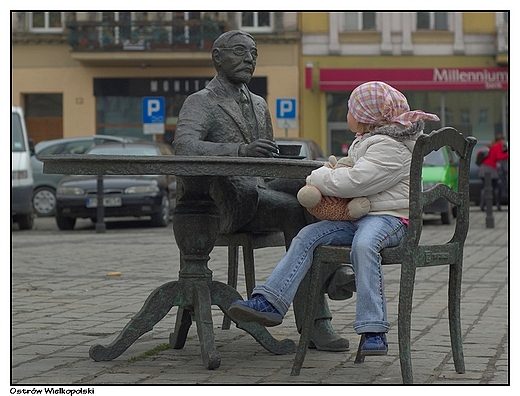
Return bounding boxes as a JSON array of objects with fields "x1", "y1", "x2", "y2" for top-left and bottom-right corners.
[{"x1": 173, "y1": 30, "x2": 354, "y2": 352}]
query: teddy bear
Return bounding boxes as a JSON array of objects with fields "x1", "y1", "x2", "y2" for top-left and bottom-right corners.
[{"x1": 297, "y1": 155, "x2": 370, "y2": 221}]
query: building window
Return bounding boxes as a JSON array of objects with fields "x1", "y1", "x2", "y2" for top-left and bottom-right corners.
[
  {"x1": 479, "y1": 109, "x2": 488, "y2": 124},
  {"x1": 461, "y1": 110, "x2": 470, "y2": 125},
  {"x1": 326, "y1": 89, "x2": 508, "y2": 154},
  {"x1": 239, "y1": 12, "x2": 273, "y2": 32},
  {"x1": 343, "y1": 12, "x2": 376, "y2": 31},
  {"x1": 29, "y1": 12, "x2": 63, "y2": 32},
  {"x1": 416, "y1": 12, "x2": 448, "y2": 30}
]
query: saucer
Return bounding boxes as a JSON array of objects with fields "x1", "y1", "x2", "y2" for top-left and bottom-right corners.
[{"x1": 274, "y1": 155, "x2": 307, "y2": 160}]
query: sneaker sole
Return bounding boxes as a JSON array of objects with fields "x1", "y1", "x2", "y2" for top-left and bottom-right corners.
[
  {"x1": 228, "y1": 305, "x2": 282, "y2": 327},
  {"x1": 359, "y1": 349, "x2": 388, "y2": 357}
]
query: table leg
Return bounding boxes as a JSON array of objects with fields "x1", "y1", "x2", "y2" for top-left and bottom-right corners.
[
  {"x1": 170, "y1": 307, "x2": 192, "y2": 349},
  {"x1": 89, "y1": 280, "x2": 182, "y2": 362},
  {"x1": 89, "y1": 175, "x2": 294, "y2": 367},
  {"x1": 193, "y1": 280, "x2": 221, "y2": 369}
]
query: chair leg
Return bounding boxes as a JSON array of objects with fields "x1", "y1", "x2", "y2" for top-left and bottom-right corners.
[
  {"x1": 222, "y1": 245, "x2": 239, "y2": 330},
  {"x1": 242, "y1": 238, "x2": 256, "y2": 298},
  {"x1": 398, "y1": 263, "x2": 416, "y2": 384},
  {"x1": 291, "y1": 257, "x2": 322, "y2": 376},
  {"x1": 448, "y1": 261, "x2": 465, "y2": 374}
]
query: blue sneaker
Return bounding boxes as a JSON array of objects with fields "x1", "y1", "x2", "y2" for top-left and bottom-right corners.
[
  {"x1": 360, "y1": 333, "x2": 388, "y2": 356},
  {"x1": 228, "y1": 295, "x2": 283, "y2": 327}
]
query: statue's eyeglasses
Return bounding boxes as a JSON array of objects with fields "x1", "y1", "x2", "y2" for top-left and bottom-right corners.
[{"x1": 221, "y1": 46, "x2": 258, "y2": 60}]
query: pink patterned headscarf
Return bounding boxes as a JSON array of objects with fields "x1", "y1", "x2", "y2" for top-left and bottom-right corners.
[{"x1": 348, "y1": 81, "x2": 440, "y2": 127}]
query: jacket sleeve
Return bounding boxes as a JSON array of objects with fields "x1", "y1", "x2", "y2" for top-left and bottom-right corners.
[
  {"x1": 308, "y1": 138, "x2": 409, "y2": 198},
  {"x1": 493, "y1": 144, "x2": 509, "y2": 162}
]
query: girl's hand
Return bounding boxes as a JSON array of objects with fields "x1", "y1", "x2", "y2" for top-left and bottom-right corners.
[{"x1": 322, "y1": 196, "x2": 341, "y2": 204}]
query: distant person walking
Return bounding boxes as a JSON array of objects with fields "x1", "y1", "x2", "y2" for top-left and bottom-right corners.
[{"x1": 478, "y1": 134, "x2": 508, "y2": 211}]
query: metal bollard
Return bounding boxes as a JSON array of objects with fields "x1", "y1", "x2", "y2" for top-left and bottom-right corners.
[
  {"x1": 484, "y1": 173, "x2": 494, "y2": 229},
  {"x1": 96, "y1": 174, "x2": 106, "y2": 233}
]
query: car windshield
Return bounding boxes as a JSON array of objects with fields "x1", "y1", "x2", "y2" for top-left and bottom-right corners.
[
  {"x1": 423, "y1": 150, "x2": 446, "y2": 166},
  {"x1": 88, "y1": 145, "x2": 160, "y2": 156}
]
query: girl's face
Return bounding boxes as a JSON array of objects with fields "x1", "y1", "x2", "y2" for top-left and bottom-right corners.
[{"x1": 347, "y1": 111, "x2": 360, "y2": 133}]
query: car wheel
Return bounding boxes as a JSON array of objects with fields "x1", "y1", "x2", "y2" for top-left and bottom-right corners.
[
  {"x1": 33, "y1": 187, "x2": 57, "y2": 217},
  {"x1": 56, "y1": 213, "x2": 76, "y2": 230},
  {"x1": 17, "y1": 212, "x2": 34, "y2": 230},
  {"x1": 150, "y1": 195, "x2": 170, "y2": 227}
]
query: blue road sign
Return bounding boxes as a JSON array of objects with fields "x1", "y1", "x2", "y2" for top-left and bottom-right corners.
[
  {"x1": 142, "y1": 97, "x2": 165, "y2": 135},
  {"x1": 276, "y1": 98, "x2": 296, "y2": 119},
  {"x1": 142, "y1": 97, "x2": 165, "y2": 124}
]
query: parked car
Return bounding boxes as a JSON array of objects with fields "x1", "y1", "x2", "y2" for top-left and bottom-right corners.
[
  {"x1": 54, "y1": 141, "x2": 176, "y2": 230},
  {"x1": 12, "y1": 106, "x2": 34, "y2": 230},
  {"x1": 275, "y1": 138, "x2": 328, "y2": 161},
  {"x1": 469, "y1": 140, "x2": 508, "y2": 206},
  {"x1": 422, "y1": 146, "x2": 458, "y2": 224},
  {"x1": 31, "y1": 135, "x2": 138, "y2": 217}
]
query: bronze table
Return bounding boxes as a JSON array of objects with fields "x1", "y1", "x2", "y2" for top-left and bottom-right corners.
[{"x1": 43, "y1": 154, "x2": 321, "y2": 369}]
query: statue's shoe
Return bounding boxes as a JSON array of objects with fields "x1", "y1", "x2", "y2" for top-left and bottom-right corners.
[{"x1": 308, "y1": 318, "x2": 349, "y2": 352}]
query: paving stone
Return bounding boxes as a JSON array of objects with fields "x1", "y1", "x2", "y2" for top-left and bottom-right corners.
[{"x1": 10, "y1": 208, "x2": 509, "y2": 386}]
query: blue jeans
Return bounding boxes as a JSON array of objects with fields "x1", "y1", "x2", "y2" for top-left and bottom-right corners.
[{"x1": 252, "y1": 214, "x2": 407, "y2": 334}]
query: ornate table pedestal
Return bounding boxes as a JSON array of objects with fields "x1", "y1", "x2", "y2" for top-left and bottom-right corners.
[{"x1": 43, "y1": 155, "x2": 321, "y2": 369}]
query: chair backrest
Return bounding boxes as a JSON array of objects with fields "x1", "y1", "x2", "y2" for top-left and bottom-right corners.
[{"x1": 383, "y1": 127, "x2": 476, "y2": 267}]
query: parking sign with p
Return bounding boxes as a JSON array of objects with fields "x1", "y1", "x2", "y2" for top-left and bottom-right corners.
[
  {"x1": 276, "y1": 98, "x2": 297, "y2": 130},
  {"x1": 276, "y1": 98, "x2": 296, "y2": 119},
  {"x1": 142, "y1": 97, "x2": 165, "y2": 135}
]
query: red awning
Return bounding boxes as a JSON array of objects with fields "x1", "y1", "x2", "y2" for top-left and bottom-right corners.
[{"x1": 319, "y1": 67, "x2": 508, "y2": 91}]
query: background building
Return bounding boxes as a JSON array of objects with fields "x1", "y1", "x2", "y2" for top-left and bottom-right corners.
[
  {"x1": 12, "y1": 11, "x2": 508, "y2": 155},
  {"x1": 11, "y1": 11, "x2": 300, "y2": 145},
  {"x1": 300, "y1": 12, "x2": 509, "y2": 155}
]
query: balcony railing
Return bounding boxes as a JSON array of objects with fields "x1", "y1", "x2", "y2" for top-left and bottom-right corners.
[{"x1": 67, "y1": 19, "x2": 228, "y2": 51}]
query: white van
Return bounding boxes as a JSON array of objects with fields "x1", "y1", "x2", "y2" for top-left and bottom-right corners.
[{"x1": 12, "y1": 106, "x2": 34, "y2": 229}]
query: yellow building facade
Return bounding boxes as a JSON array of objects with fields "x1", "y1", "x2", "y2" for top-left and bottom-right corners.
[
  {"x1": 299, "y1": 12, "x2": 508, "y2": 156},
  {"x1": 11, "y1": 12, "x2": 301, "y2": 144},
  {"x1": 12, "y1": 12, "x2": 508, "y2": 156}
]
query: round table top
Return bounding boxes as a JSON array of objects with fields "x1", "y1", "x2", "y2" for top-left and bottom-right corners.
[{"x1": 42, "y1": 154, "x2": 324, "y2": 179}]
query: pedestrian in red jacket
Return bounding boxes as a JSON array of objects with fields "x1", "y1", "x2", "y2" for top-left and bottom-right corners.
[{"x1": 479, "y1": 134, "x2": 508, "y2": 211}]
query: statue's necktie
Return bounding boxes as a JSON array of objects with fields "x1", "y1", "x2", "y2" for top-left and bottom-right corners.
[{"x1": 240, "y1": 89, "x2": 252, "y2": 122}]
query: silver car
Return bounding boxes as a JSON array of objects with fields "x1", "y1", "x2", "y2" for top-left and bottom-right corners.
[{"x1": 31, "y1": 135, "x2": 137, "y2": 217}]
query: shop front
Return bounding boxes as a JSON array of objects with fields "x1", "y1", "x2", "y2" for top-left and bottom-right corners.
[
  {"x1": 318, "y1": 67, "x2": 508, "y2": 156},
  {"x1": 93, "y1": 76, "x2": 268, "y2": 144}
]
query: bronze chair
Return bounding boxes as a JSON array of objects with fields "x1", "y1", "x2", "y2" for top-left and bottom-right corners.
[
  {"x1": 216, "y1": 231, "x2": 285, "y2": 329},
  {"x1": 291, "y1": 127, "x2": 476, "y2": 384}
]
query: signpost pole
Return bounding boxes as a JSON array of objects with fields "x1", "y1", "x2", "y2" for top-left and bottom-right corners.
[{"x1": 96, "y1": 174, "x2": 106, "y2": 233}]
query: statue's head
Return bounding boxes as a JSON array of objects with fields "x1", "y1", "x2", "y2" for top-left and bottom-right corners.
[{"x1": 212, "y1": 30, "x2": 258, "y2": 85}]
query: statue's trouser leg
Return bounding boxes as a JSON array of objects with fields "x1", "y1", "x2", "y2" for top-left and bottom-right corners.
[
  {"x1": 240, "y1": 189, "x2": 309, "y2": 249},
  {"x1": 293, "y1": 262, "x2": 351, "y2": 351}
]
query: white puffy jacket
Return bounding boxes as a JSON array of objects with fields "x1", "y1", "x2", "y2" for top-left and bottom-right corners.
[{"x1": 308, "y1": 122, "x2": 425, "y2": 219}]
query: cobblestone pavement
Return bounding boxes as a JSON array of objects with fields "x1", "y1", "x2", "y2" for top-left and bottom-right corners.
[{"x1": 10, "y1": 207, "x2": 510, "y2": 389}]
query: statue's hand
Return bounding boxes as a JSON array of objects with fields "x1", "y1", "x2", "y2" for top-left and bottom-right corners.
[{"x1": 240, "y1": 139, "x2": 278, "y2": 157}]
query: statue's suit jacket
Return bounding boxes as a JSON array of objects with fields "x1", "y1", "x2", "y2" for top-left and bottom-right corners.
[{"x1": 174, "y1": 76, "x2": 275, "y2": 234}]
